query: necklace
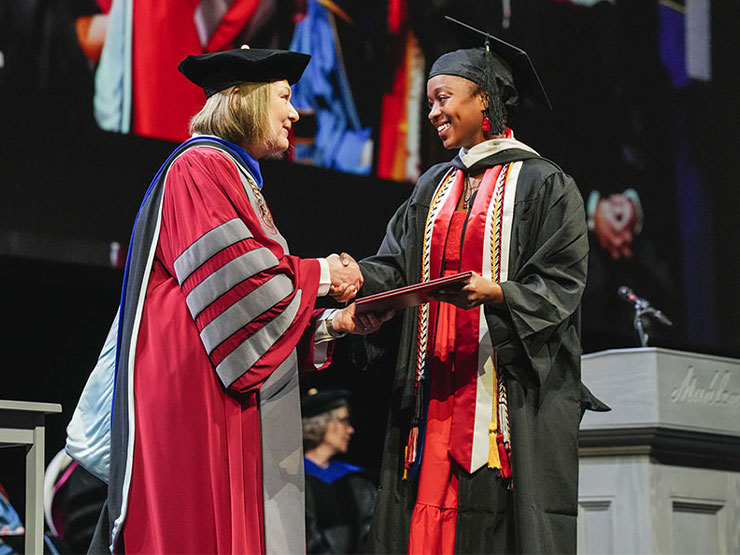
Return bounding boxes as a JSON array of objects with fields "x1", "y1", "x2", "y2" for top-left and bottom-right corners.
[
  {"x1": 463, "y1": 175, "x2": 482, "y2": 210},
  {"x1": 242, "y1": 168, "x2": 277, "y2": 233}
]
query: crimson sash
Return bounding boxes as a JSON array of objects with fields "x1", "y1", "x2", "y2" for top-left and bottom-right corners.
[{"x1": 407, "y1": 160, "x2": 523, "y2": 477}]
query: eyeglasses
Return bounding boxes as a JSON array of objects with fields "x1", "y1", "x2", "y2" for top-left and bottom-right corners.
[{"x1": 332, "y1": 416, "x2": 352, "y2": 427}]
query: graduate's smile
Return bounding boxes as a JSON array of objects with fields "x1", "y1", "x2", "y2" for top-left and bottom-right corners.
[{"x1": 436, "y1": 122, "x2": 451, "y2": 138}]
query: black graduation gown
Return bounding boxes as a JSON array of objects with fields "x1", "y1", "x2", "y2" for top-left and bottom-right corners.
[{"x1": 358, "y1": 148, "x2": 607, "y2": 554}]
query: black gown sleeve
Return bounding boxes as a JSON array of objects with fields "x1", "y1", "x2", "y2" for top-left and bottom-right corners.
[
  {"x1": 358, "y1": 197, "x2": 413, "y2": 295},
  {"x1": 351, "y1": 196, "x2": 415, "y2": 370},
  {"x1": 485, "y1": 170, "x2": 589, "y2": 388}
]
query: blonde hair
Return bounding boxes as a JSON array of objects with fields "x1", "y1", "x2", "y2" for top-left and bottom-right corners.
[{"x1": 189, "y1": 81, "x2": 272, "y2": 146}]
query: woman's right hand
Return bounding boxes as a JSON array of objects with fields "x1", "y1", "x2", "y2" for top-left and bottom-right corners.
[
  {"x1": 332, "y1": 303, "x2": 395, "y2": 335},
  {"x1": 327, "y1": 253, "x2": 363, "y2": 302}
]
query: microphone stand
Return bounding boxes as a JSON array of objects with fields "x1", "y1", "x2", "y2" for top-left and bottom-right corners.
[
  {"x1": 632, "y1": 298, "x2": 651, "y2": 347},
  {"x1": 619, "y1": 288, "x2": 673, "y2": 347}
]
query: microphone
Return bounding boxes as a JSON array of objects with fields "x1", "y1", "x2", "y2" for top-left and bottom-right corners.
[
  {"x1": 617, "y1": 286, "x2": 673, "y2": 326},
  {"x1": 617, "y1": 286, "x2": 643, "y2": 305}
]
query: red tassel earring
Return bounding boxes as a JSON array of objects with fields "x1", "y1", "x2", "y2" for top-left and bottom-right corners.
[{"x1": 482, "y1": 116, "x2": 492, "y2": 132}]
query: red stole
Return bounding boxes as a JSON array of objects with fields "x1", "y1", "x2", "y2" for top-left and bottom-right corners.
[{"x1": 407, "y1": 160, "x2": 522, "y2": 478}]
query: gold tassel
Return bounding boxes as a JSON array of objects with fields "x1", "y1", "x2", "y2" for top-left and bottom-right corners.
[
  {"x1": 402, "y1": 445, "x2": 410, "y2": 480},
  {"x1": 487, "y1": 420, "x2": 502, "y2": 469},
  {"x1": 487, "y1": 365, "x2": 501, "y2": 469}
]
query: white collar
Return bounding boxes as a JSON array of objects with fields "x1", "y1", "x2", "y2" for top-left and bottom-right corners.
[{"x1": 459, "y1": 137, "x2": 539, "y2": 169}]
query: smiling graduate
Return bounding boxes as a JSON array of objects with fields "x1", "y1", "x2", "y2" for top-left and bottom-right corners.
[{"x1": 356, "y1": 20, "x2": 608, "y2": 555}]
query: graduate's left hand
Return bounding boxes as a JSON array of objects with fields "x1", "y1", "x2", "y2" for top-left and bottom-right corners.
[{"x1": 429, "y1": 271, "x2": 503, "y2": 309}]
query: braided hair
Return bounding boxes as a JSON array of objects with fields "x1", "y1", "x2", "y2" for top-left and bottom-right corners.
[{"x1": 479, "y1": 47, "x2": 508, "y2": 136}]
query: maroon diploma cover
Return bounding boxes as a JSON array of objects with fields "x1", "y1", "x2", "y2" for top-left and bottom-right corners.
[{"x1": 355, "y1": 271, "x2": 473, "y2": 314}]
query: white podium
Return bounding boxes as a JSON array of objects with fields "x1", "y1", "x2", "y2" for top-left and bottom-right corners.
[{"x1": 578, "y1": 348, "x2": 740, "y2": 555}]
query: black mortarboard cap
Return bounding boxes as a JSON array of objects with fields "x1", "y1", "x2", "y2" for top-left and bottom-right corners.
[
  {"x1": 436, "y1": 16, "x2": 551, "y2": 110},
  {"x1": 429, "y1": 48, "x2": 519, "y2": 109},
  {"x1": 178, "y1": 46, "x2": 311, "y2": 98},
  {"x1": 301, "y1": 388, "x2": 350, "y2": 418}
]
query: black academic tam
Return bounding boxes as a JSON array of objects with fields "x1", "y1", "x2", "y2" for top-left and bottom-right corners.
[{"x1": 178, "y1": 47, "x2": 311, "y2": 97}]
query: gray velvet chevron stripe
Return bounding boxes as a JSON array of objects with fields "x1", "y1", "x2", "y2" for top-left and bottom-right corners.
[
  {"x1": 215, "y1": 290, "x2": 302, "y2": 387},
  {"x1": 173, "y1": 218, "x2": 252, "y2": 285},
  {"x1": 200, "y1": 274, "x2": 294, "y2": 355},
  {"x1": 186, "y1": 247, "x2": 280, "y2": 318}
]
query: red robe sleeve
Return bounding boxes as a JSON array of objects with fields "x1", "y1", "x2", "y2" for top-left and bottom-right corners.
[
  {"x1": 157, "y1": 146, "x2": 322, "y2": 393},
  {"x1": 296, "y1": 308, "x2": 336, "y2": 373}
]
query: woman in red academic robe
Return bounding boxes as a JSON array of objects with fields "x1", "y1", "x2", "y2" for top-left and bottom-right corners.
[{"x1": 88, "y1": 47, "x2": 384, "y2": 554}]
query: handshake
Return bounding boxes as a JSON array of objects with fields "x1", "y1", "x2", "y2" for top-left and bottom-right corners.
[
  {"x1": 325, "y1": 252, "x2": 395, "y2": 336},
  {"x1": 326, "y1": 252, "x2": 394, "y2": 335},
  {"x1": 326, "y1": 252, "x2": 363, "y2": 303}
]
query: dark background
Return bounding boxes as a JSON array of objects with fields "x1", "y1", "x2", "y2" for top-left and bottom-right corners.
[{"x1": 2, "y1": 0, "x2": 740, "y2": 520}]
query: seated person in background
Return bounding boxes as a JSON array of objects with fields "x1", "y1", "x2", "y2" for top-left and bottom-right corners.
[
  {"x1": 0, "y1": 485, "x2": 24, "y2": 554},
  {"x1": 0, "y1": 483, "x2": 66, "y2": 554},
  {"x1": 301, "y1": 388, "x2": 377, "y2": 554}
]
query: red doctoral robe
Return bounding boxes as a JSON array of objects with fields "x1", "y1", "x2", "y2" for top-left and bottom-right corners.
[{"x1": 114, "y1": 139, "x2": 328, "y2": 553}]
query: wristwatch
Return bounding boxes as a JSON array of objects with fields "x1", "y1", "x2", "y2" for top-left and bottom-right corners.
[{"x1": 326, "y1": 311, "x2": 347, "y2": 339}]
